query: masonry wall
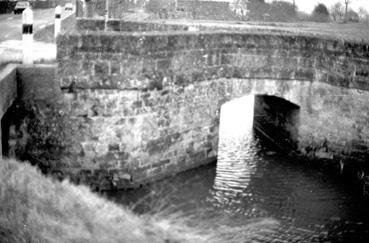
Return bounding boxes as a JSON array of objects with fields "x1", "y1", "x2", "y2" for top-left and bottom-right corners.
[
  {"x1": 75, "y1": 18, "x2": 192, "y2": 32},
  {"x1": 12, "y1": 29, "x2": 369, "y2": 189},
  {"x1": 0, "y1": 65, "x2": 17, "y2": 156}
]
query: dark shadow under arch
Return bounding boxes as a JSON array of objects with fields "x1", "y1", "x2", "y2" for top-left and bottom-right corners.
[
  {"x1": 1, "y1": 114, "x2": 9, "y2": 157},
  {"x1": 253, "y1": 95, "x2": 300, "y2": 152}
]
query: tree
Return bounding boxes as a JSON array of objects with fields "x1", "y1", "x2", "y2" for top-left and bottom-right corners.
[
  {"x1": 343, "y1": 0, "x2": 354, "y2": 22},
  {"x1": 269, "y1": 1, "x2": 296, "y2": 21},
  {"x1": 330, "y1": 2, "x2": 344, "y2": 22},
  {"x1": 247, "y1": 0, "x2": 268, "y2": 21},
  {"x1": 311, "y1": 3, "x2": 330, "y2": 22},
  {"x1": 145, "y1": 0, "x2": 175, "y2": 15},
  {"x1": 145, "y1": 0, "x2": 161, "y2": 13},
  {"x1": 191, "y1": 0, "x2": 199, "y2": 19},
  {"x1": 291, "y1": 0, "x2": 296, "y2": 15},
  {"x1": 358, "y1": 7, "x2": 369, "y2": 23},
  {"x1": 232, "y1": 0, "x2": 249, "y2": 20},
  {"x1": 233, "y1": 0, "x2": 298, "y2": 21}
]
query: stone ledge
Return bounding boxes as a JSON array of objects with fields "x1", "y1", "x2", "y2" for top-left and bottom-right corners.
[{"x1": 0, "y1": 64, "x2": 17, "y2": 119}]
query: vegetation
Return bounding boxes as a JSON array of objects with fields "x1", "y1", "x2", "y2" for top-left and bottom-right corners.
[
  {"x1": 145, "y1": 0, "x2": 176, "y2": 14},
  {"x1": 0, "y1": 158, "x2": 211, "y2": 243},
  {"x1": 0, "y1": 158, "x2": 280, "y2": 243},
  {"x1": 330, "y1": 1, "x2": 361, "y2": 23},
  {"x1": 4, "y1": 100, "x2": 77, "y2": 174},
  {"x1": 231, "y1": 0, "x2": 367, "y2": 23},
  {"x1": 343, "y1": 0, "x2": 351, "y2": 22},
  {"x1": 331, "y1": 2, "x2": 345, "y2": 22},
  {"x1": 268, "y1": 1, "x2": 296, "y2": 22},
  {"x1": 245, "y1": 0, "x2": 268, "y2": 21},
  {"x1": 95, "y1": 0, "x2": 369, "y2": 24},
  {"x1": 358, "y1": 7, "x2": 369, "y2": 23},
  {"x1": 311, "y1": 3, "x2": 330, "y2": 22}
]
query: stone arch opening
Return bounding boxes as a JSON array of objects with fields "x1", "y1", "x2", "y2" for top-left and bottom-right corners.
[
  {"x1": 253, "y1": 95, "x2": 300, "y2": 152},
  {"x1": 218, "y1": 95, "x2": 255, "y2": 138},
  {"x1": 0, "y1": 105, "x2": 18, "y2": 158},
  {"x1": 1, "y1": 114, "x2": 9, "y2": 157},
  {"x1": 215, "y1": 94, "x2": 301, "y2": 193}
]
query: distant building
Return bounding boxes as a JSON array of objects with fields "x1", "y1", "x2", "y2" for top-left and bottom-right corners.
[
  {"x1": 347, "y1": 9, "x2": 360, "y2": 22},
  {"x1": 175, "y1": 0, "x2": 236, "y2": 20},
  {"x1": 229, "y1": 0, "x2": 249, "y2": 17},
  {"x1": 0, "y1": 0, "x2": 69, "y2": 13}
]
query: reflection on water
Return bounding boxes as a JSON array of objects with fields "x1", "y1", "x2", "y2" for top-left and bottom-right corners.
[
  {"x1": 211, "y1": 95, "x2": 261, "y2": 215},
  {"x1": 211, "y1": 135, "x2": 263, "y2": 217},
  {"x1": 109, "y1": 95, "x2": 369, "y2": 242}
]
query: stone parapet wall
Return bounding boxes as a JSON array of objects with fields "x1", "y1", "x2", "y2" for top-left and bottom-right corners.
[
  {"x1": 76, "y1": 18, "x2": 192, "y2": 32},
  {"x1": 58, "y1": 31, "x2": 369, "y2": 91}
]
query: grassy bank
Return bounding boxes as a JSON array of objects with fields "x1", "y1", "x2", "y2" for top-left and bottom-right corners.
[
  {"x1": 0, "y1": 158, "x2": 212, "y2": 243},
  {"x1": 0, "y1": 158, "x2": 280, "y2": 242}
]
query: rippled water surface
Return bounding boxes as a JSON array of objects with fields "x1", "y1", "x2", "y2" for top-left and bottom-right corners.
[{"x1": 109, "y1": 97, "x2": 369, "y2": 242}]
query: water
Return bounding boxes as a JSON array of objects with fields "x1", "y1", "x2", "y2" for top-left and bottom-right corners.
[{"x1": 108, "y1": 96, "x2": 369, "y2": 242}]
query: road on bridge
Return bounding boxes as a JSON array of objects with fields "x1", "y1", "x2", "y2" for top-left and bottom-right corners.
[
  {"x1": 0, "y1": 8, "x2": 74, "y2": 65},
  {"x1": 0, "y1": 8, "x2": 73, "y2": 42}
]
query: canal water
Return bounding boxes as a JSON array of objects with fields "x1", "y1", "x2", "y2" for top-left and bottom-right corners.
[{"x1": 109, "y1": 96, "x2": 369, "y2": 242}]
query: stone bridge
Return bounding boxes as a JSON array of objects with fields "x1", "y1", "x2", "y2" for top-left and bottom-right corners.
[{"x1": 2, "y1": 19, "x2": 369, "y2": 189}]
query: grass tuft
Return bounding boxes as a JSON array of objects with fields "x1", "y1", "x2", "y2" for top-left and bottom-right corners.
[{"x1": 0, "y1": 158, "x2": 211, "y2": 243}]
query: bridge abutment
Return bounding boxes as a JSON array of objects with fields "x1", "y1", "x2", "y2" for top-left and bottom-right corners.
[{"x1": 0, "y1": 64, "x2": 17, "y2": 157}]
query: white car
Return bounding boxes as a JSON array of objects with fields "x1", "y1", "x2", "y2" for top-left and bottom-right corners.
[
  {"x1": 13, "y1": 1, "x2": 30, "y2": 14},
  {"x1": 65, "y1": 3, "x2": 74, "y2": 11}
]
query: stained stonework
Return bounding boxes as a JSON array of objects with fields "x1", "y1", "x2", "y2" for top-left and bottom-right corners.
[{"x1": 10, "y1": 25, "x2": 369, "y2": 188}]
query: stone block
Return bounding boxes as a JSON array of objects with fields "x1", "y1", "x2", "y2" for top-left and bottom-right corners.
[
  {"x1": 94, "y1": 62, "x2": 109, "y2": 79},
  {"x1": 59, "y1": 60, "x2": 81, "y2": 78},
  {"x1": 146, "y1": 138, "x2": 170, "y2": 156},
  {"x1": 352, "y1": 77, "x2": 369, "y2": 91},
  {"x1": 156, "y1": 59, "x2": 171, "y2": 71},
  {"x1": 295, "y1": 69, "x2": 315, "y2": 81},
  {"x1": 299, "y1": 57, "x2": 315, "y2": 68},
  {"x1": 153, "y1": 159, "x2": 170, "y2": 168},
  {"x1": 277, "y1": 68, "x2": 295, "y2": 80},
  {"x1": 327, "y1": 74, "x2": 351, "y2": 88},
  {"x1": 108, "y1": 143, "x2": 120, "y2": 152},
  {"x1": 81, "y1": 61, "x2": 94, "y2": 75},
  {"x1": 174, "y1": 74, "x2": 191, "y2": 86},
  {"x1": 80, "y1": 34, "x2": 103, "y2": 52},
  {"x1": 110, "y1": 61, "x2": 121, "y2": 75},
  {"x1": 76, "y1": 19, "x2": 104, "y2": 31}
]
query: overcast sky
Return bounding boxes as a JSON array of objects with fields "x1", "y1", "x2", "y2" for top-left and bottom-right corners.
[{"x1": 265, "y1": 0, "x2": 369, "y2": 13}]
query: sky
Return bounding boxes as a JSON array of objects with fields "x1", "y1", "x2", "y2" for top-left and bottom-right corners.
[{"x1": 266, "y1": 0, "x2": 369, "y2": 13}]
